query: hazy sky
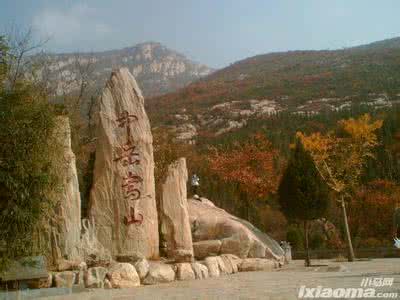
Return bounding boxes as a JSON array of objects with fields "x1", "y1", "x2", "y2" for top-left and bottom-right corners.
[{"x1": 1, "y1": 0, "x2": 400, "y2": 68}]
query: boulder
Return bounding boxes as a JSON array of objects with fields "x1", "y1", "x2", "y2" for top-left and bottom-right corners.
[
  {"x1": 134, "y1": 258, "x2": 150, "y2": 280},
  {"x1": 215, "y1": 256, "x2": 229, "y2": 275},
  {"x1": 238, "y1": 258, "x2": 276, "y2": 272},
  {"x1": 54, "y1": 271, "x2": 76, "y2": 288},
  {"x1": 42, "y1": 273, "x2": 53, "y2": 288},
  {"x1": 142, "y1": 263, "x2": 175, "y2": 285},
  {"x1": 160, "y1": 158, "x2": 193, "y2": 262},
  {"x1": 26, "y1": 273, "x2": 53, "y2": 289},
  {"x1": 89, "y1": 68, "x2": 159, "y2": 259},
  {"x1": 107, "y1": 263, "x2": 140, "y2": 288},
  {"x1": 203, "y1": 257, "x2": 220, "y2": 278},
  {"x1": 175, "y1": 263, "x2": 195, "y2": 281},
  {"x1": 220, "y1": 254, "x2": 241, "y2": 274},
  {"x1": 188, "y1": 198, "x2": 284, "y2": 261},
  {"x1": 193, "y1": 240, "x2": 221, "y2": 260},
  {"x1": 56, "y1": 259, "x2": 86, "y2": 272},
  {"x1": 84, "y1": 267, "x2": 108, "y2": 288},
  {"x1": 191, "y1": 262, "x2": 209, "y2": 279}
]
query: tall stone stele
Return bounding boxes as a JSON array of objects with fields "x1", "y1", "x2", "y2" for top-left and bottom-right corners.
[
  {"x1": 89, "y1": 68, "x2": 159, "y2": 259},
  {"x1": 160, "y1": 158, "x2": 194, "y2": 262},
  {"x1": 46, "y1": 117, "x2": 81, "y2": 264}
]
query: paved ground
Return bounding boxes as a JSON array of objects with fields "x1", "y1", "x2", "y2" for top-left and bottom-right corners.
[{"x1": 10, "y1": 258, "x2": 400, "y2": 299}]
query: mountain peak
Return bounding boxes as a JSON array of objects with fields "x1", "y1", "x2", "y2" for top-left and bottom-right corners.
[{"x1": 40, "y1": 42, "x2": 213, "y2": 97}]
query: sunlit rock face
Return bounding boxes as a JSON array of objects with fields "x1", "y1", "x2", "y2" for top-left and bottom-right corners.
[
  {"x1": 188, "y1": 197, "x2": 284, "y2": 262},
  {"x1": 50, "y1": 117, "x2": 82, "y2": 262},
  {"x1": 89, "y1": 68, "x2": 159, "y2": 259},
  {"x1": 160, "y1": 158, "x2": 194, "y2": 262}
]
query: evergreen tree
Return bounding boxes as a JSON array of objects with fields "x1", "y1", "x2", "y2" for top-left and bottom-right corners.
[{"x1": 278, "y1": 139, "x2": 329, "y2": 266}]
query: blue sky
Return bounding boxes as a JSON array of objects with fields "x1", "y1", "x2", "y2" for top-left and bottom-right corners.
[{"x1": 1, "y1": 0, "x2": 400, "y2": 68}]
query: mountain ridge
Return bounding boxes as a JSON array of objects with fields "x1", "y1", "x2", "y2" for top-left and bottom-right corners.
[
  {"x1": 146, "y1": 36, "x2": 400, "y2": 141},
  {"x1": 36, "y1": 41, "x2": 213, "y2": 98}
]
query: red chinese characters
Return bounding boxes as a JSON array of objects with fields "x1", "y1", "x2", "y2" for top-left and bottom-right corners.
[
  {"x1": 116, "y1": 110, "x2": 138, "y2": 128},
  {"x1": 114, "y1": 110, "x2": 143, "y2": 226},
  {"x1": 124, "y1": 207, "x2": 143, "y2": 225},
  {"x1": 113, "y1": 142, "x2": 140, "y2": 166},
  {"x1": 122, "y1": 171, "x2": 142, "y2": 201}
]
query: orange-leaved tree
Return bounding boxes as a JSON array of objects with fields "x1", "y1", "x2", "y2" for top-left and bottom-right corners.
[
  {"x1": 208, "y1": 133, "x2": 281, "y2": 220},
  {"x1": 297, "y1": 114, "x2": 383, "y2": 261}
]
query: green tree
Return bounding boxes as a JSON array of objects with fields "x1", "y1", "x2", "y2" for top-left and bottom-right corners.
[
  {"x1": 0, "y1": 38, "x2": 60, "y2": 271},
  {"x1": 278, "y1": 140, "x2": 329, "y2": 266}
]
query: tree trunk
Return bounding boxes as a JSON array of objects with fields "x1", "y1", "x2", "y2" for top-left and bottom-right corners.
[
  {"x1": 341, "y1": 195, "x2": 355, "y2": 262},
  {"x1": 304, "y1": 220, "x2": 311, "y2": 267}
]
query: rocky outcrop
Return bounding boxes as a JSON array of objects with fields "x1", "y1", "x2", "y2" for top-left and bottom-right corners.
[
  {"x1": 188, "y1": 198, "x2": 284, "y2": 262},
  {"x1": 160, "y1": 158, "x2": 193, "y2": 262},
  {"x1": 38, "y1": 42, "x2": 213, "y2": 100},
  {"x1": 89, "y1": 68, "x2": 159, "y2": 259}
]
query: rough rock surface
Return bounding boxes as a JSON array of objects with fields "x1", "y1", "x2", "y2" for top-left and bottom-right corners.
[
  {"x1": 191, "y1": 262, "x2": 209, "y2": 279},
  {"x1": 107, "y1": 263, "x2": 140, "y2": 288},
  {"x1": 192, "y1": 240, "x2": 221, "y2": 259},
  {"x1": 203, "y1": 257, "x2": 220, "y2": 278},
  {"x1": 54, "y1": 271, "x2": 76, "y2": 288},
  {"x1": 80, "y1": 219, "x2": 112, "y2": 267},
  {"x1": 220, "y1": 254, "x2": 241, "y2": 274},
  {"x1": 56, "y1": 259, "x2": 86, "y2": 272},
  {"x1": 134, "y1": 258, "x2": 150, "y2": 280},
  {"x1": 175, "y1": 263, "x2": 195, "y2": 281},
  {"x1": 160, "y1": 158, "x2": 193, "y2": 262},
  {"x1": 142, "y1": 263, "x2": 175, "y2": 285},
  {"x1": 47, "y1": 117, "x2": 81, "y2": 263},
  {"x1": 188, "y1": 198, "x2": 284, "y2": 261},
  {"x1": 89, "y1": 68, "x2": 159, "y2": 259},
  {"x1": 215, "y1": 256, "x2": 229, "y2": 275},
  {"x1": 238, "y1": 258, "x2": 276, "y2": 272},
  {"x1": 84, "y1": 267, "x2": 108, "y2": 288}
]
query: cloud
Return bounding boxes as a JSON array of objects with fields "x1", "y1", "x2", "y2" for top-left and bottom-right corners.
[{"x1": 32, "y1": 3, "x2": 113, "y2": 50}]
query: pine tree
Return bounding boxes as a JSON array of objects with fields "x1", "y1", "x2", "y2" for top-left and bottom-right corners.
[{"x1": 278, "y1": 139, "x2": 329, "y2": 266}]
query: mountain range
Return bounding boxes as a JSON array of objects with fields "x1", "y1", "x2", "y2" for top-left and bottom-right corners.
[
  {"x1": 146, "y1": 37, "x2": 400, "y2": 141},
  {"x1": 37, "y1": 42, "x2": 213, "y2": 98}
]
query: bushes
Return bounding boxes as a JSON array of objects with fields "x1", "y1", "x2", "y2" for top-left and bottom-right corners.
[{"x1": 0, "y1": 80, "x2": 61, "y2": 271}]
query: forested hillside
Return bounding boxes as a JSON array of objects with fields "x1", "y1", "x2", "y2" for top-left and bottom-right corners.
[
  {"x1": 147, "y1": 37, "x2": 400, "y2": 141},
  {"x1": 148, "y1": 38, "x2": 400, "y2": 251}
]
